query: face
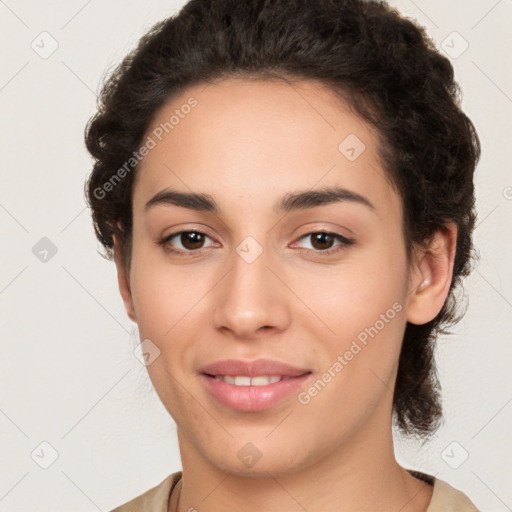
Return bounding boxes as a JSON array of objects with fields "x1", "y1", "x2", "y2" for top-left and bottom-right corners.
[{"x1": 116, "y1": 77, "x2": 434, "y2": 476}]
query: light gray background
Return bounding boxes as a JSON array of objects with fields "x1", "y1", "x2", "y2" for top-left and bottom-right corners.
[{"x1": 0, "y1": 0, "x2": 511, "y2": 510}]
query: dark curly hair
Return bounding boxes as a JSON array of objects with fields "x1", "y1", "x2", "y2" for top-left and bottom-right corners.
[{"x1": 84, "y1": 0, "x2": 480, "y2": 438}]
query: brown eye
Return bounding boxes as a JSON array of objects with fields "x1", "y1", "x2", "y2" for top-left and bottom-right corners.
[
  {"x1": 295, "y1": 231, "x2": 354, "y2": 255},
  {"x1": 310, "y1": 232, "x2": 336, "y2": 251},
  {"x1": 158, "y1": 230, "x2": 217, "y2": 254},
  {"x1": 179, "y1": 231, "x2": 206, "y2": 250}
]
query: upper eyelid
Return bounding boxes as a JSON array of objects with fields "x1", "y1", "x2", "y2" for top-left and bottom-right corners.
[
  {"x1": 160, "y1": 229, "x2": 353, "y2": 250},
  {"x1": 291, "y1": 232, "x2": 354, "y2": 251},
  {"x1": 160, "y1": 229, "x2": 218, "y2": 247}
]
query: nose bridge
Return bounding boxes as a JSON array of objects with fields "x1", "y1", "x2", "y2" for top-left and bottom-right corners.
[{"x1": 212, "y1": 235, "x2": 289, "y2": 337}]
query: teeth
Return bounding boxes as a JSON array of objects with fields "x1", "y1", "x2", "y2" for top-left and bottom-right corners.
[
  {"x1": 213, "y1": 375, "x2": 283, "y2": 386},
  {"x1": 234, "y1": 376, "x2": 251, "y2": 386}
]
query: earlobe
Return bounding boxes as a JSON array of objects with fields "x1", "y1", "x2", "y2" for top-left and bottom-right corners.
[
  {"x1": 405, "y1": 224, "x2": 457, "y2": 326},
  {"x1": 112, "y1": 234, "x2": 137, "y2": 323}
]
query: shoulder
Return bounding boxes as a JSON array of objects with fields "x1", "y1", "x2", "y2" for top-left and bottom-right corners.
[
  {"x1": 427, "y1": 476, "x2": 480, "y2": 512},
  {"x1": 406, "y1": 469, "x2": 480, "y2": 512},
  {"x1": 108, "y1": 471, "x2": 182, "y2": 512}
]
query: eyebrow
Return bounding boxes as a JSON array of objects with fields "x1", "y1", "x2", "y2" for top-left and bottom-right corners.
[{"x1": 144, "y1": 185, "x2": 375, "y2": 215}]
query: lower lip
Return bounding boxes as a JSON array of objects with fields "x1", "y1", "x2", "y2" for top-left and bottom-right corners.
[{"x1": 199, "y1": 373, "x2": 312, "y2": 412}]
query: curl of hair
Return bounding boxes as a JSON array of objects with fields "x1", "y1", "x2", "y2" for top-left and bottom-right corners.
[{"x1": 84, "y1": 0, "x2": 480, "y2": 437}]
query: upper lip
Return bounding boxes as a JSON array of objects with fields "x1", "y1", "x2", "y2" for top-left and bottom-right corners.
[{"x1": 199, "y1": 358, "x2": 312, "y2": 377}]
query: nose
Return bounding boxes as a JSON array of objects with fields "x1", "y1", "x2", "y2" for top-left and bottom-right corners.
[{"x1": 212, "y1": 242, "x2": 291, "y2": 340}]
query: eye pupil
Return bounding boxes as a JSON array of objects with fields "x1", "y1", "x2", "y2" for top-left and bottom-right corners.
[
  {"x1": 182, "y1": 232, "x2": 204, "y2": 249},
  {"x1": 311, "y1": 233, "x2": 334, "y2": 250}
]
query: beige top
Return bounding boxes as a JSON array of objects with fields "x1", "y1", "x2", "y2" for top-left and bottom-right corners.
[{"x1": 109, "y1": 470, "x2": 480, "y2": 512}]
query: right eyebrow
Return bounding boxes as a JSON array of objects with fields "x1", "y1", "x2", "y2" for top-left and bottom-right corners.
[{"x1": 145, "y1": 188, "x2": 219, "y2": 213}]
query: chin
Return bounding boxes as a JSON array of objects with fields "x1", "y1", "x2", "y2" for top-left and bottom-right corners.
[{"x1": 202, "y1": 440, "x2": 315, "y2": 478}]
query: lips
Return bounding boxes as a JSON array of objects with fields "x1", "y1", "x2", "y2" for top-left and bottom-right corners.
[
  {"x1": 198, "y1": 358, "x2": 313, "y2": 412},
  {"x1": 199, "y1": 358, "x2": 311, "y2": 378}
]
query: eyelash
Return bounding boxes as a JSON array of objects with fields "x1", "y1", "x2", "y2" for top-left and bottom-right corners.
[{"x1": 156, "y1": 229, "x2": 355, "y2": 256}]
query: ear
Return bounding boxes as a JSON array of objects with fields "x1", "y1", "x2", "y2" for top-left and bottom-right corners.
[
  {"x1": 112, "y1": 234, "x2": 137, "y2": 323},
  {"x1": 405, "y1": 223, "x2": 457, "y2": 325}
]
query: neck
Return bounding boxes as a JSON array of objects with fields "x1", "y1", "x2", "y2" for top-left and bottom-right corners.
[{"x1": 171, "y1": 413, "x2": 433, "y2": 512}]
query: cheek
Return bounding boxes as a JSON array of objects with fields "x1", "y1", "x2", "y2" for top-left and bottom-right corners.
[
  {"x1": 293, "y1": 253, "x2": 407, "y2": 340},
  {"x1": 293, "y1": 269, "x2": 407, "y2": 442},
  {"x1": 128, "y1": 250, "x2": 206, "y2": 420},
  {"x1": 293, "y1": 243, "x2": 408, "y2": 396},
  {"x1": 129, "y1": 245, "x2": 209, "y2": 338}
]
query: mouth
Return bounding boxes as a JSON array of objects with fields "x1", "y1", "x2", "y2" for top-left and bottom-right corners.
[
  {"x1": 202, "y1": 373, "x2": 311, "y2": 386},
  {"x1": 198, "y1": 357, "x2": 312, "y2": 379},
  {"x1": 199, "y1": 371, "x2": 313, "y2": 412}
]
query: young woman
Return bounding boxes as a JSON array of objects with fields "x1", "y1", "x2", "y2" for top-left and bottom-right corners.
[{"x1": 84, "y1": 0, "x2": 481, "y2": 510}]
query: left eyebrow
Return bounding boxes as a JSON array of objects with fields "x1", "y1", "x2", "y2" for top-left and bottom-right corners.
[
  {"x1": 144, "y1": 185, "x2": 375, "y2": 215},
  {"x1": 275, "y1": 186, "x2": 375, "y2": 215}
]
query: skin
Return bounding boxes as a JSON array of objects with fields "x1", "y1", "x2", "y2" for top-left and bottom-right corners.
[{"x1": 113, "y1": 77, "x2": 457, "y2": 512}]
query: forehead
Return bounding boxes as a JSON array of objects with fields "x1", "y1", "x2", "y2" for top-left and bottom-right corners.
[{"x1": 132, "y1": 77, "x2": 400, "y2": 221}]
